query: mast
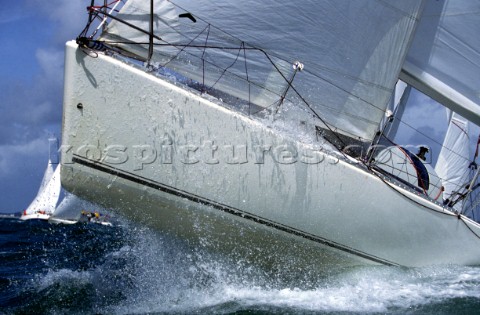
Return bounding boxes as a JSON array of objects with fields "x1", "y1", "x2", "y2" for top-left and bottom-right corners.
[
  {"x1": 402, "y1": 0, "x2": 480, "y2": 126},
  {"x1": 103, "y1": 0, "x2": 108, "y2": 32},
  {"x1": 147, "y1": 0, "x2": 154, "y2": 64}
]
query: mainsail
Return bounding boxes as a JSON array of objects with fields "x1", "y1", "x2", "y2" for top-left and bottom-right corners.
[
  {"x1": 98, "y1": 0, "x2": 424, "y2": 142},
  {"x1": 24, "y1": 163, "x2": 61, "y2": 216},
  {"x1": 402, "y1": 0, "x2": 480, "y2": 126}
]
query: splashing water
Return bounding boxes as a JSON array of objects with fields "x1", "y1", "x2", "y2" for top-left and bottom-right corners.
[{"x1": 1, "y1": 216, "x2": 480, "y2": 314}]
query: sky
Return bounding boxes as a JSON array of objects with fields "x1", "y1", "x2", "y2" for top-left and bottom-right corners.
[
  {"x1": 0, "y1": 1, "x2": 89, "y2": 212},
  {"x1": 397, "y1": 90, "x2": 480, "y2": 166},
  {"x1": 0, "y1": 1, "x2": 478, "y2": 213}
]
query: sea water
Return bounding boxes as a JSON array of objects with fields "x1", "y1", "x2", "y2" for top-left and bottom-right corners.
[{"x1": 1, "y1": 216, "x2": 480, "y2": 314}]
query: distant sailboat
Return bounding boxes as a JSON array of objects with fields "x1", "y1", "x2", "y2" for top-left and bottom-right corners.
[
  {"x1": 19, "y1": 153, "x2": 112, "y2": 225},
  {"x1": 49, "y1": 192, "x2": 113, "y2": 226},
  {"x1": 20, "y1": 161, "x2": 61, "y2": 220},
  {"x1": 48, "y1": 193, "x2": 80, "y2": 224}
]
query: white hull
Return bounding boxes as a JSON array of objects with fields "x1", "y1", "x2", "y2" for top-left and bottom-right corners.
[
  {"x1": 61, "y1": 42, "x2": 480, "y2": 267},
  {"x1": 20, "y1": 213, "x2": 51, "y2": 221}
]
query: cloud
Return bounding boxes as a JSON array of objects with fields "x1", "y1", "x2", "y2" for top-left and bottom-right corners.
[
  {"x1": 27, "y1": 0, "x2": 90, "y2": 44},
  {"x1": 36, "y1": 48, "x2": 65, "y2": 87},
  {"x1": 0, "y1": 1, "x2": 90, "y2": 212},
  {"x1": 0, "y1": 1, "x2": 87, "y2": 142},
  {"x1": 0, "y1": 55, "x2": 63, "y2": 146},
  {"x1": 0, "y1": 138, "x2": 46, "y2": 176},
  {"x1": 0, "y1": 2, "x2": 86, "y2": 146},
  {"x1": 0, "y1": 137, "x2": 50, "y2": 212}
]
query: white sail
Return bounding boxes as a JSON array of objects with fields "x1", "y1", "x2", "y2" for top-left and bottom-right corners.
[
  {"x1": 50, "y1": 193, "x2": 84, "y2": 221},
  {"x1": 24, "y1": 164, "x2": 61, "y2": 216},
  {"x1": 384, "y1": 80, "x2": 410, "y2": 140},
  {"x1": 402, "y1": 0, "x2": 480, "y2": 126},
  {"x1": 462, "y1": 144, "x2": 480, "y2": 220},
  {"x1": 435, "y1": 112, "x2": 471, "y2": 210},
  {"x1": 99, "y1": 0, "x2": 424, "y2": 141},
  {"x1": 36, "y1": 159, "x2": 54, "y2": 197}
]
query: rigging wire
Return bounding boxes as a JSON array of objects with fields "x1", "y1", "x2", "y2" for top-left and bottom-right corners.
[
  {"x1": 242, "y1": 43, "x2": 251, "y2": 114},
  {"x1": 376, "y1": 131, "x2": 480, "y2": 217},
  {"x1": 167, "y1": 0, "x2": 400, "y2": 93},
  {"x1": 165, "y1": 0, "x2": 414, "y2": 130},
  {"x1": 393, "y1": 115, "x2": 473, "y2": 164},
  {"x1": 200, "y1": 25, "x2": 211, "y2": 89},
  {"x1": 89, "y1": 0, "x2": 479, "y2": 164},
  {"x1": 88, "y1": 33, "x2": 352, "y2": 150},
  {"x1": 164, "y1": 1, "x2": 480, "y2": 166},
  {"x1": 87, "y1": 2, "x2": 475, "y2": 175},
  {"x1": 355, "y1": 121, "x2": 480, "y2": 240},
  {"x1": 82, "y1": 5, "x2": 389, "y2": 143},
  {"x1": 131, "y1": 8, "x2": 469, "y2": 158},
  {"x1": 85, "y1": 2, "x2": 480, "y2": 163}
]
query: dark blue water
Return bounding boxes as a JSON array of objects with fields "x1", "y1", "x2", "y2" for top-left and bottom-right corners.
[{"x1": 1, "y1": 216, "x2": 480, "y2": 314}]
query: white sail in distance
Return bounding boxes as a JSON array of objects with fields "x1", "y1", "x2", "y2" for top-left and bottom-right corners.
[
  {"x1": 24, "y1": 164, "x2": 61, "y2": 216},
  {"x1": 36, "y1": 159, "x2": 54, "y2": 197},
  {"x1": 51, "y1": 193, "x2": 87, "y2": 221},
  {"x1": 99, "y1": 0, "x2": 424, "y2": 142}
]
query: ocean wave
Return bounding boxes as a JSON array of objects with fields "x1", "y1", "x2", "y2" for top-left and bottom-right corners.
[{"x1": 2, "y1": 217, "x2": 480, "y2": 314}]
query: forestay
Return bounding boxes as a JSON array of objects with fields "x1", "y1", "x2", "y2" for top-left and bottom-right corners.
[
  {"x1": 100, "y1": 0, "x2": 423, "y2": 141},
  {"x1": 402, "y1": 0, "x2": 480, "y2": 126}
]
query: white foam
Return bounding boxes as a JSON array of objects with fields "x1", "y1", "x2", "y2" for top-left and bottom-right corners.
[
  {"x1": 162, "y1": 223, "x2": 480, "y2": 312},
  {"x1": 111, "y1": 260, "x2": 480, "y2": 313},
  {"x1": 41, "y1": 219, "x2": 480, "y2": 314},
  {"x1": 36, "y1": 269, "x2": 93, "y2": 291}
]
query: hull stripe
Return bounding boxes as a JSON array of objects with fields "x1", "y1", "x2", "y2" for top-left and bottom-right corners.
[{"x1": 71, "y1": 155, "x2": 398, "y2": 266}]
